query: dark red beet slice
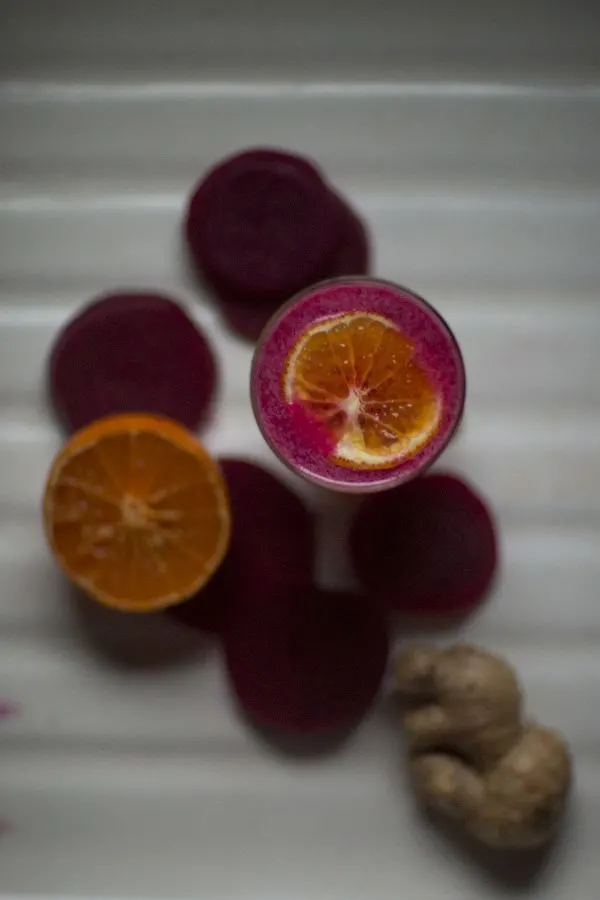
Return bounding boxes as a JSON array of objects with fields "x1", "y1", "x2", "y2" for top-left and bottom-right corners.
[
  {"x1": 166, "y1": 568, "x2": 229, "y2": 636},
  {"x1": 326, "y1": 194, "x2": 370, "y2": 278},
  {"x1": 224, "y1": 586, "x2": 389, "y2": 732},
  {"x1": 217, "y1": 459, "x2": 316, "y2": 600},
  {"x1": 168, "y1": 459, "x2": 316, "y2": 636},
  {"x1": 350, "y1": 473, "x2": 498, "y2": 616},
  {"x1": 211, "y1": 194, "x2": 370, "y2": 342},
  {"x1": 215, "y1": 295, "x2": 276, "y2": 344},
  {"x1": 49, "y1": 292, "x2": 217, "y2": 433},
  {"x1": 185, "y1": 148, "x2": 344, "y2": 300}
]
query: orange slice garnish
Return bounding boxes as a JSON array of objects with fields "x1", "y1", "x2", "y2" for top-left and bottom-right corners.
[
  {"x1": 283, "y1": 312, "x2": 441, "y2": 469},
  {"x1": 43, "y1": 413, "x2": 231, "y2": 612}
]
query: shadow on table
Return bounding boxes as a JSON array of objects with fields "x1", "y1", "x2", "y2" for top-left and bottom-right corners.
[
  {"x1": 234, "y1": 701, "x2": 360, "y2": 761},
  {"x1": 68, "y1": 585, "x2": 212, "y2": 671},
  {"x1": 418, "y1": 804, "x2": 568, "y2": 894}
]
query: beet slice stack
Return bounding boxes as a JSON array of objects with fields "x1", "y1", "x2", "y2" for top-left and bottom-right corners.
[
  {"x1": 186, "y1": 149, "x2": 342, "y2": 298},
  {"x1": 350, "y1": 473, "x2": 498, "y2": 617},
  {"x1": 172, "y1": 463, "x2": 389, "y2": 731},
  {"x1": 185, "y1": 148, "x2": 370, "y2": 341}
]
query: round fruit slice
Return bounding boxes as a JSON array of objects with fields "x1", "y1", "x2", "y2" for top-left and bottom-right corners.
[
  {"x1": 43, "y1": 413, "x2": 231, "y2": 613},
  {"x1": 350, "y1": 473, "x2": 498, "y2": 616},
  {"x1": 284, "y1": 312, "x2": 441, "y2": 469},
  {"x1": 224, "y1": 587, "x2": 389, "y2": 732},
  {"x1": 49, "y1": 292, "x2": 217, "y2": 433},
  {"x1": 168, "y1": 459, "x2": 316, "y2": 635},
  {"x1": 185, "y1": 148, "x2": 343, "y2": 299}
]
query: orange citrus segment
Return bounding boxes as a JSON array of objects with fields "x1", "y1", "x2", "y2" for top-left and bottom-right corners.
[
  {"x1": 43, "y1": 413, "x2": 231, "y2": 612},
  {"x1": 283, "y1": 313, "x2": 441, "y2": 469}
]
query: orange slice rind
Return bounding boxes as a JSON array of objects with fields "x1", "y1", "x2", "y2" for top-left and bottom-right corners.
[{"x1": 283, "y1": 312, "x2": 441, "y2": 469}]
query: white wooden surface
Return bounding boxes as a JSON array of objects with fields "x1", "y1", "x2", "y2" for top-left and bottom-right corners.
[{"x1": 0, "y1": 2, "x2": 599, "y2": 897}]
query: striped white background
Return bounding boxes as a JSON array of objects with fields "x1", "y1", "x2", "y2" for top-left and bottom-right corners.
[{"x1": 0, "y1": 2, "x2": 599, "y2": 898}]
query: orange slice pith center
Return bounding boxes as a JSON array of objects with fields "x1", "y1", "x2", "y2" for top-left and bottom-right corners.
[
  {"x1": 44, "y1": 415, "x2": 230, "y2": 612},
  {"x1": 283, "y1": 313, "x2": 441, "y2": 469}
]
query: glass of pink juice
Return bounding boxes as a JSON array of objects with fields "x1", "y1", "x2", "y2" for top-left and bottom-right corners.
[{"x1": 251, "y1": 277, "x2": 465, "y2": 493}]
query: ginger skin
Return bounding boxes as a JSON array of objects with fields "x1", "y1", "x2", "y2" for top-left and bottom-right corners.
[{"x1": 396, "y1": 644, "x2": 572, "y2": 849}]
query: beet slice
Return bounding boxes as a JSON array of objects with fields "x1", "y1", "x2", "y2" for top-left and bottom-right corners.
[
  {"x1": 166, "y1": 568, "x2": 229, "y2": 636},
  {"x1": 224, "y1": 586, "x2": 389, "y2": 732},
  {"x1": 217, "y1": 459, "x2": 316, "y2": 599},
  {"x1": 326, "y1": 194, "x2": 370, "y2": 278},
  {"x1": 214, "y1": 294, "x2": 276, "y2": 344},
  {"x1": 168, "y1": 459, "x2": 316, "y2": 636},
  {"x1": 350, "y1": 473, "x2": 498, "y2": 616},
  {"x1": 211, "y1": 194, "x2": 370, "y2": 342},
  {"x1": 49, "y1": 292, "x2": 217, "y2": 433},
  {"x1": 185, "y1": 148, "x2": 344, "y2": 300}
]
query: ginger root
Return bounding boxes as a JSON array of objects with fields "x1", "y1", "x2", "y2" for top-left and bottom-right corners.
[{"x1": 395, "y1": 644, "x2": 572, "y2": 849}]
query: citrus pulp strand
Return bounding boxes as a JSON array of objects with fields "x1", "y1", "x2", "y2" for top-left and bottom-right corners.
[
  {"x1": 350, "y1": 316, "x2": 387, "y2": 387},
  {"x1": 358, "y1": 414, "x2": 406, "y2": 453},
  {"x1": 55, "y1": 449, "x2": 123, "y2": 504},
  {"x1": 293, "y1": 330, "x2": 349, "y2": 400},
  {"x1": 126, "y1": 432, "x2": 175, "y2": 495},
  {"x1": 293, "y1": 373, "x2": 339, "y2": 403},
  {"x1": 364, "y1": 398, "x2": 437, "y2": 440},
  {"x1": 127, "y1": 432, "x2": 208, "y2": 497},
  {"x1": 365, "y1": 360, "x2": 435, "y2": 405},
  {"x1": 92, "y1": 433, "x2": 135, "y2": 495},
  {"x1": 91, "y1": 538, "x2": 152, "y2": 605},
  {"x1": 51, "y1": 479, "x2": 122, "y2": 518},
  {"x1": 154, "y1": 516, "x2": 223, "y2": 564},
  {"x1": 360, "y1": 327, "x2": 415, "y2": 394},
  {"x1": 152, "y1": 481, "x2": 223, "y2": 517},
  {"x1": 51, "y1": 519, "x2": 118, "y2": 577},
  {"x1": 148, "y1": 480, "x2": 216, "y2": 505},
  {"x1": 153, "y1": 542, "x2": 211, "y2": 596},
  {"x1": 294, "y1": 398, "x2": 341, "y2": 422},
  {"x1": 91, "y1": 527, "x2": 199, "y2": 607},
  {"x1": 324, "y1": 320, "x2": 357, "y2": 385}
]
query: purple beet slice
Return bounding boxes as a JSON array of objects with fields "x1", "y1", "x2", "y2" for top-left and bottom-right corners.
[
  {"x1": 166, "y1": 568, "x2": 228, "y2": 636},
  {"x1": 350, "y1": 473, "x2": 498, "y2": 616},
  {"x1": 218, "y1": 459, "x2": 316, "y2": 598},
  {"x1": 326, "y1": 194, "x2": 370, "y2": 278},
  {"x1": 215, "y1": 294, "x2": 277, "y2": 344},
  {"x1": 212, "y1": 194, "x2": 370, "y2": 342},
  {"x1": 185, "y1": 148, "x2": 344, "y2": 300},
  {"x1": 168, "y1": 458, "x2": 316, "y2": 636},
  {"x1": 49, "y1": 292, "x2": 217, "y2": 433},
  {"x1": 224, "y1": 586, "x2": 389, "y2": 732}
]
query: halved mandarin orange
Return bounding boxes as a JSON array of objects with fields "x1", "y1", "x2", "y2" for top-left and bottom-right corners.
[
  {"x1": 283, "y1": 312, "x2": 441, "y2": 469},
  {"x1": 43, "y1": 413, "x2": 231, "y2": 612}
]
